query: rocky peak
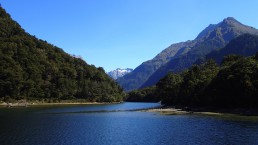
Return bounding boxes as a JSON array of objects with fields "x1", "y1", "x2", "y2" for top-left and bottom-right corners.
[
  {"x1": 107, "y1": 68, "x2": 133, "y2": 80},
  {"x1": 196, "y1": 17, "x2": 258, "y2": 41},
  {"x1": 219, "y1": 17, "x2": 242, "y2": 28}
]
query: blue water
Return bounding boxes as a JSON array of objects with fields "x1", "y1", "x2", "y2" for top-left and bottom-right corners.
[{"x1": 0, "y1": 102, "x2": 258, "y2": 145}]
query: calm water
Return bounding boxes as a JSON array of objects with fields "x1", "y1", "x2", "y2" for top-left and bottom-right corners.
[{"x1": 0, "y1": 102, "x2": 258, "y2": 145}]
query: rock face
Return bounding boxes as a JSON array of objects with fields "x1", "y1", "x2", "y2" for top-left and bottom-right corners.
[
  {"x1": 107, "y1": 68, "x2": 133, "y2": 80},
  {"x1": 117, "y1": 17, "x2": 258, "y2": 91}
]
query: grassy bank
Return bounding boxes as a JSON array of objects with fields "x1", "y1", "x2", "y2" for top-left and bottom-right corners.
[{"x1": 0, "y1": 99, "x2": 122, "y2": 107}]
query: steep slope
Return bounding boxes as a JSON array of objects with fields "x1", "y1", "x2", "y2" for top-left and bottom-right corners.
[
  {"x1": 107, "y1": 68, "x2": 133, "y2": 80},
  {"x1": 141, "y1": 17, "x2": 258, "y2": 88},
  {"x1": 155, "y1": 54, "x2": 258, "y2": 108},
  {"x1": 202, "y1": 34, "x2": 258, "y2": 64},
  {"x1": 0, "y1": 7, "x2": 124, "y2": 102},
  {"x1": 117, "y1": 37, "x2": 194, "y2": 91},
  {"x1": 127, "y1": 34, "x2": 258, "y2": 103}
]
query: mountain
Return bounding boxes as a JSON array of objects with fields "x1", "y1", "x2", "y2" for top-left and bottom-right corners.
[
  {"x1": 155, "y1": 53, "x2": 258, "y2": 108},
  {"x1": 126, "y1": 34, "x2": 258, "y2": 103},
  {"x1": 199, "y1": 34, "x2": 258, "y2": 64},
  {"x1": 140, "y1": 17, "x2": 258, "y2": 89},
  {"x1": 107, "y1": 68, "x2": 133, "y2": 80},
  {"x1": 118, "y1": 17, "x2": 258, "y2": 91},
  {"x1": 0, "y1": 7, "x2": 124, "y2": 102},
  {"x1": 117, "y1": 38, "x2": 193, "y2": 91}
]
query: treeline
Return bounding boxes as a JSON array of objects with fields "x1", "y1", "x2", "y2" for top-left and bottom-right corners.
[
  {"x1": 126, "y1": 87, "x2": 159, "y2": 102},
  {"x1": 0, "y1": 7, "x2": 124, "y2": 102},
  {"x1": 127, "y1": 54, "x2": 258, "y2": 108}
]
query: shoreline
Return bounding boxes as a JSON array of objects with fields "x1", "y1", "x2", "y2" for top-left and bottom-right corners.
[
  {"x1": 143, "y1": 106, "x2": 258, "y2": 116},
  {"x1": 0, "y1": 101, "x2": 122, "y2": 107},
  {"x1": 143, "y1": 108, "x2": 189, "y2": 115},
  {"x1": 1, "y1": 101, "x2": 258, "y2": 117}
]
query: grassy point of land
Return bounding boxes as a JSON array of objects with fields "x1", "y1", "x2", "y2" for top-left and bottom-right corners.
[{"x1": 144, "y1": 107, "x2": 258, "y2": 118}]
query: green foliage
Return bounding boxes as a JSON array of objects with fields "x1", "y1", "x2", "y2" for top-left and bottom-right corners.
[
  {"x1": 126, "y1": 87, "x2": 159, "y2": 102},
  {"x1": 156, "y1": 73, "x2": 183, "y2": 105},
  {"x1": 141, "y1": 19, "x2": 258, "y2": 89},
  {"x1": 205, "y1": 56, "x2": 258, "y2": 107},
  {"x1": 0, "y1": 7, "x2": 124, "y2": 102},
  {"x1": 220, "y1": 55, "x2": 244, "y2": 67},
  {"x1": 205, "y1": 34, "x2": 258, "y2": 64},
  {"x1": 156, "y1": 60, "x2": 219, "y2": 106},
  {"x1": 156, "y1": 55, "x2": 258, "y2": 108}
]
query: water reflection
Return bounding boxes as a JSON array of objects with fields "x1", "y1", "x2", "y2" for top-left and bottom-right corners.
[{"x1": 0, "y1": 102, "x2": 258, "y2": 145}]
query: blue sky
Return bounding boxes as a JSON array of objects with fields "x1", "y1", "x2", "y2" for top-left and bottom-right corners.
[{"x1": 1, "y1": 0, "x2": 258, "y2": 72}]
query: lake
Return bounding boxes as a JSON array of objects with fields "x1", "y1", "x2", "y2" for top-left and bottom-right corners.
[{"x1": 0, "y1": 102, "x2": 258, "y2": 145}]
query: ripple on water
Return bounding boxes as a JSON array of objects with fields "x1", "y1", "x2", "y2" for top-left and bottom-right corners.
[{"x1": 0, "y1": 103, "x2": 258, "y2": 145}]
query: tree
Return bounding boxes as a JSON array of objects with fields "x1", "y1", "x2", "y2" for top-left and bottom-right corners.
[
  {"x1": 0, "y1": 7, "x2": 125, "y2": 102},
  {"x1": 156, "y1": 73, "x2": 183, "y2": 105}
]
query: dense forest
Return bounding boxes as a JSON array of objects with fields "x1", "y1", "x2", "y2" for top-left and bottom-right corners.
[
  {"x1": 0, "y1": 7, "x2": 124, "y2": 102},
  {"x1": 127, "y1": 54, "x2": 258, "y2": 108},
  {"x1": 126, "y1": 87, "x2": 159, "y2": 102},
  {"x1": 156, "y1": 54, "x2": 258, "y2": 108},
  {"x1": 127, "y1": 34, "x2": 258, "y2": 108}
]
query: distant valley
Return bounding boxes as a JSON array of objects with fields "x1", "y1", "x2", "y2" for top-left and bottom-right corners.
[{"x1": 1, "y1": 4, "x2": 258, "y2": 109}]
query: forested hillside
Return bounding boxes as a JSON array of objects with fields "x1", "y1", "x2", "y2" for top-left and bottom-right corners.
[
  {"x1": 128, "y1": 54, "x2": 258, "y2": 108},
  {"x1": 127, "y1": 34, "x2": 258, "y2": 108},
  {"x1": 141, "y1": 18, "x2": 258, "y2": 89},
  {"x1": 117, "y1": 41, "x2": 191, "y2": 91},
  {"x1": 0, "y1": 7, "x2": 124, "y2": 102},
  {"x1": 156, "y1": 54, "x2": 258, "y2": 108},
  {"x1": 201, "y1": 34, "x2": 258, "y2": 64}
]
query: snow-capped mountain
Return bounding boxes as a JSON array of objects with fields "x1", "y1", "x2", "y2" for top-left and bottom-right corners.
[{"x1": 107, "y1": 68, "x2": 133, "y2": 80}]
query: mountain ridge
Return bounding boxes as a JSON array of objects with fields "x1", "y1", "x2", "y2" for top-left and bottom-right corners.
[
  {"x1": 116, "y1": 35, "x2": 194, "y2": 91},
  {"x1": 155, "y1": 34, "x2": 258, "y2": 107},
  {"x1": 117, "y1": 17, "x2": 258, "y2": 91},
  {"x1": 126, "y1": 33, "x2": 258, "y2": 103},
  {"x1": 141, "y1": 17, "x2": 258, "y2": 89},
  {"x1": 199, "y1": 34, "x2": 258, "y2": 64}
]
